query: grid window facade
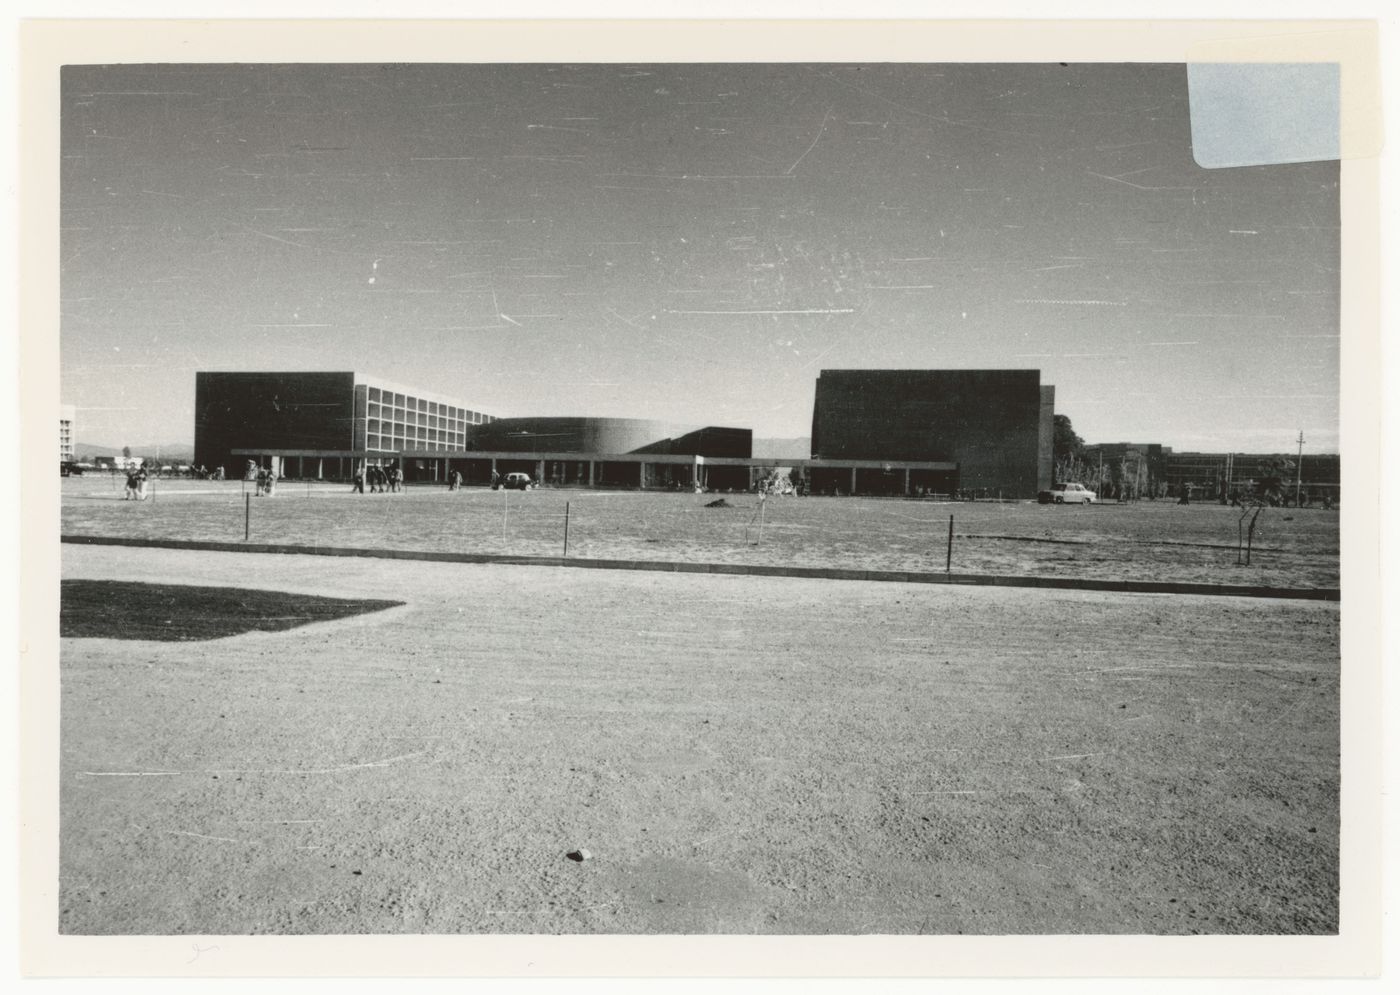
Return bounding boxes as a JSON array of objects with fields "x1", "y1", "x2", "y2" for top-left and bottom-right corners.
[{"x1": 350, "y1": 378, "x2": 493, "y2": 453}]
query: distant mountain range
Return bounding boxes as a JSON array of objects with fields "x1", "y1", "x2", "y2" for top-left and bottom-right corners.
[
  {"x1": 75, "y1": 441, "x2": 194, "y2": 462},
  {"x1": 752, "y1": 437, "x2": 810, "y2": 460}
]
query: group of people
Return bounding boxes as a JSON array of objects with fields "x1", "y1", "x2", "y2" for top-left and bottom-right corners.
[
  {"x1": 122, "y1": 465, "x2": 149, "y2": 500},
  {"x1": 351, "y1": 462, "x2": 404, "y2": 494},
  {"x1": 253, "y1": 465, "x2": 278, "y2": 496}
]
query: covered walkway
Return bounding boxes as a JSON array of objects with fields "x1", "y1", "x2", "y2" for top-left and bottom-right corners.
[{"x1": 232, "y1": 448, "x2": 959, "y2": 496}]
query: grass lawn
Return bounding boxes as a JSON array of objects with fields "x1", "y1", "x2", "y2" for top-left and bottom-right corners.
[{"x1": 60, "y1": 579, "x2": 403, "y2": 641}]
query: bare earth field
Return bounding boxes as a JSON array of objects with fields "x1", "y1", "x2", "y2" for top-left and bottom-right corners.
[
  {"x1": 61, "y1": 476, "x2": 1340, "y2": 589},
  {"x1": 59, "y1": 543, "x2": 1340, "y2": 935}
]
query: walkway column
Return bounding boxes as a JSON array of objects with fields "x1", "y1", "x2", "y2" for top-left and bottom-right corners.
[
  {"x1": 904, "y1": 468, "x2": 910, "y2": 496},
  {"x1": 536, "y1": 459, "x2": 545, "y2": 484},
  {"x1": 639, "y1": 462, "x2": 646, "y2": 488},
  {"x1": 588, "y1": 461, "x2": 596, "y2": 486},
  {"x1": 850, "y1": 467, "x2": 858, "y2": 495}
]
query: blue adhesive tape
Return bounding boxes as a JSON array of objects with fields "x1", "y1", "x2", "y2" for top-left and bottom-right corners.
[{"x1": 1188, "y1": 62, "x2": 1340, "y2": 169}]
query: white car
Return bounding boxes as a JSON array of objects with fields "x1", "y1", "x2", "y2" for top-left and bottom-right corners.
[{"x1": 1043, "y1": 482, "x2": 1096, "y2": 505}]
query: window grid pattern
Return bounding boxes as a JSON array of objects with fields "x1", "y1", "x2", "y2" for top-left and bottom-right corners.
[{"x1": 357, "y1": 383, "x2": 489, "y2": 452}]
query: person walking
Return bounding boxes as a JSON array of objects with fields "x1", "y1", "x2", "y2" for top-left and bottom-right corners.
[
  {"x1": 135, "y1": 465, "x2": 149, "y2": 501},
  {"x1": 352, "y1": 463, "x2": 365, "y2": 494}
]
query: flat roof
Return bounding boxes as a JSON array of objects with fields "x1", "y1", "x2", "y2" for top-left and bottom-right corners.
[{"x1": 233, "y1": 448, "x2": 958, "y2": 471}]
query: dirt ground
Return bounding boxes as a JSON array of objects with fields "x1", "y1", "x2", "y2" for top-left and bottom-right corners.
[
  {"x1": 58, "y1": 544, "x2": 1339, "y2": 935},
  {"x1": 61, "y1": 477, "x2": 1340, "y2": 589}
]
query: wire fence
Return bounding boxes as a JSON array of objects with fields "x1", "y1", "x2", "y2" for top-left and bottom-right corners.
[{"x1": 59, "y1": 478, "x2": 1342, "y2": 588}]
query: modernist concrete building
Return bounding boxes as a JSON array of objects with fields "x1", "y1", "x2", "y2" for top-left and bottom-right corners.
[
  {"x1": 1163, "y1": 451, "x2": 1341, "y2": 503},
  {"x1": 459, "y1": 417, "x2": 753, "y2": 490},
  {"x1": 809, "y1": 369, "x2": 1055, "y2": 498},
  {"x1": 196, "y1": 371, "x2": 753, "y2": 489},
  {"x1": 1073, "y1": 442, "x2": 1341, "y2": 503},
  {"x1": 196, "y1": 368, "x2": 1060, "y2": 496},
  {"x1": 194, "y1": 371, "x2": 495, "y2": 478},
  {"x1": 59, "y1": 404, "x2": 75, "y2": 463}
]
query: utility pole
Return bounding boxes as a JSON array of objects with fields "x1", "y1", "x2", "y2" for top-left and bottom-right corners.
[{"x1": 1295, "y1": 430, "x2": 1305, "y2": 507}]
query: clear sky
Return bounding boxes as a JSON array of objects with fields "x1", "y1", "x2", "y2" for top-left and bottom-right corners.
[{"x1": 60, "y1": 62, "x2": 1339, "y2": 452}]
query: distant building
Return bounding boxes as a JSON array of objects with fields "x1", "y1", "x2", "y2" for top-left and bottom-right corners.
[
  {"x1": 1164, "y1": 451, "x2": 1340, "y2": 503},
  {"x1": 466, "y1": 416, "x2": 753, "y2": 490},
  {"x1": 59, "y1": 404, "x2": 75, "y2": 463},
  {"x1": 195, "y1": 371, "x2": 495, "y2": 479},
  {"x1": 809, "y1": 369, "x2": 1055, "y2": 498},
  {"x1": 195, "y1": 372, "x2": 752, "y2": 489}
]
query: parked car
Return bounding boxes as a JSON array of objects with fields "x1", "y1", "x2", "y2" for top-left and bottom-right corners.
[
  {"x1": 1039, "y1": 482, "x2": 1096, "y2": 505},
  {"x1": 60, "y1": 460, "x2": 83, "y2": 477},
  {"x1": 503, "y1": 472, "x2": 533, "y2": 490}
]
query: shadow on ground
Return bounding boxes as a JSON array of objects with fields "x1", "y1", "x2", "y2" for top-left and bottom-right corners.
[{"x1": 60, "y1": 580, "x2": 404, "y2": 641}]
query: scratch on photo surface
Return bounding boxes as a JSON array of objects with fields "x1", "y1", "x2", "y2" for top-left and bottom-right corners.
[
  {"x1": 785, "y1": 107, "x2": 834, "y2": 174},
  {"x1": 168, "y1": 830, "x2": 257, "y2": 845},
  {"x1": 80, "y1": 752, "x2": 429, "y2": 778}
]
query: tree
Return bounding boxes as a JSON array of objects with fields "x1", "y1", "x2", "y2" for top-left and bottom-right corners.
[
  {"x1": 1053, "y1": 415, "x2": 1086, "y2": 464},
  {"x1": 1118, "y1": 454, "x2": 1147, "y2": 501},
  {"x1": 1051, "y1": 416, "x2": 1097, "y2": 486},
  {"x1": 122, "y1": 446, "x2": 131, "y2": 459},
  {"x1": 1252, "y1": 456, "x2": 1295, "y2": 506}
]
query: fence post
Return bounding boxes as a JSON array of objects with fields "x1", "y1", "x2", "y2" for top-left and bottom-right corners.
[
  {"x1": 946, "y1": 514, "x2": 953, "y2": 572},
  {"x1": 563, "y1": 500, "x2": 570, "y2": 557},
  {"x1": 245, "y1": 492, "x2": 251, "y2": 541}
]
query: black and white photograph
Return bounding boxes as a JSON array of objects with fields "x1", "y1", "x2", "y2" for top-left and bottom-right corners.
[{"x1": 21, "y1": 13, "x2": 1387, "y2": 980}]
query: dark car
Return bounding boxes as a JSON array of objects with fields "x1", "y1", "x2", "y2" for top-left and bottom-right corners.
[
  {"x1": 503, "y1": 472, "x2": 533, "y2": 490},
  {"x1": 60, "y1": 461, "x2": 83, "y2": 477}
]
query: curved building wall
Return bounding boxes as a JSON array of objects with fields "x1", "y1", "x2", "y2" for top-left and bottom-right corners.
[{"x1": 467, "y1": 416, "x2": 751, "y2": 458}]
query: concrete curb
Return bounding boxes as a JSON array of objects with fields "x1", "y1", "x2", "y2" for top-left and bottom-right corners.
[{"x1": 60, "y1": 534, "x2": 1340, "y2": 602}]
